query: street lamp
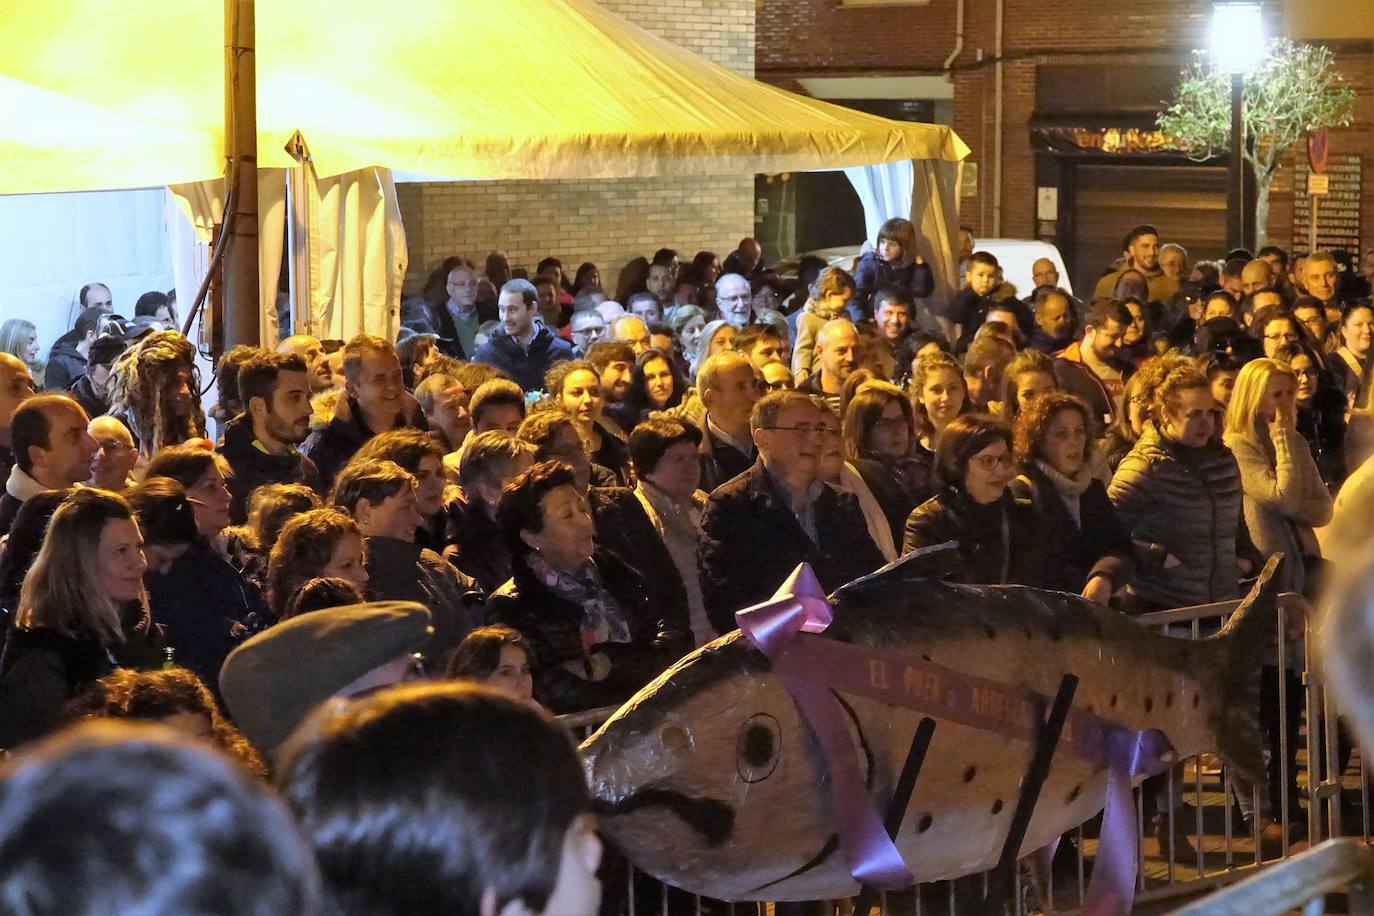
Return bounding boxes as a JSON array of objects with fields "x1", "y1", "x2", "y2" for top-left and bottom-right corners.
[{"x1": 1209, "y1": 2, "x2": 1265, "y2": 252}]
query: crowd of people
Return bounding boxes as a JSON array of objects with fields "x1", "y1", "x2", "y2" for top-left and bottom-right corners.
[{"x1": 0, "y1": 219, "x2": 1373, "y2": 912}]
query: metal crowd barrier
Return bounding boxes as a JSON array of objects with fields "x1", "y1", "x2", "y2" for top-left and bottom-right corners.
[{"x1": 558, "y1": 591, "x2": 1372, "y2": 915}]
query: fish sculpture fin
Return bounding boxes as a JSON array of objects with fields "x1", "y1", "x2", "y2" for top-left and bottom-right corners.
[
  {"x1": 832, "y1": 541, "x2": 962, "y2": 599},
  {"x1": 1203, "y1": 554, "x2": 1283, "y2": 787}
]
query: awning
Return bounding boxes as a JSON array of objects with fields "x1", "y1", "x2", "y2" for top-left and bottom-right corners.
[{"x1": 0, "y1": 0, "x2": 967, "y2": 195}]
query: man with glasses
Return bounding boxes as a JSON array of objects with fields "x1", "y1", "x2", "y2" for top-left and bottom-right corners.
[
  {"x1": 715, "y1": 273, "x2": 754, "y2": 328},
  {"x1": 435, "y1": 264, "x2": 484, "y2": 359},
  {"x1": 87, "y1": 415, "x2": 139, "y2": 491},
  {"x1": 699, "y1": 390, "x2": 884, "y2": 635}
]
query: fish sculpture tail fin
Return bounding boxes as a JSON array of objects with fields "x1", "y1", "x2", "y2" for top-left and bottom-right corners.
[{"x1": 1201, "y1": 555, "x2": 1283, "y2": 787}]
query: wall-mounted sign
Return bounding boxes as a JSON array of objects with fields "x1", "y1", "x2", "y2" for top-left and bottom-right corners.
[{"x1": 1294, "y1": 153, "x2": 1361, "y2": 254}]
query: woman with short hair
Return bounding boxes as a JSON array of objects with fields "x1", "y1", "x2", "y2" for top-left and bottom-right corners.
[
  {"x1": 0, "y1": 489, "x2": 153, "y2": 747},
  {"x1": 628, "y1": 418, "x2": 711, "y2": 647},
  {"x1": 332, "y1": 459, "x2": 479, "y2": 673},
  {"x1": 487, "y1": 461, "x2": 686, "y2": 713},
  {"x1": 901, "y1": 414, "x2": 1039, "y2": 585}
]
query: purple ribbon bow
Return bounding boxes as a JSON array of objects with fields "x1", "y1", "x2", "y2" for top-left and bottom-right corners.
[{"x1": 736, "y1": 564, "x2": 913, "y2": 890}]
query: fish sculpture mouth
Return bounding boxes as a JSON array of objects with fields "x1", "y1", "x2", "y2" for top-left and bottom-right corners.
[{"x1": 592, "y1": 785, "x2": 736, "y2": 847}]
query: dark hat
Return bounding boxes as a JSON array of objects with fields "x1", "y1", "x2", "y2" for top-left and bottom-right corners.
[
  {"x1": 123, "y1": 315, "x2": 166, "y2": 343},
  {"x1": 218, "y1": 601, "x2": 432, "y2": 755}
]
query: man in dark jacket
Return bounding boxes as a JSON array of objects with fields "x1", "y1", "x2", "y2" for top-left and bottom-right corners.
[
  {"x1": 1, "y1": 395, "x2": 96, "y2": 537},
  {"x1": 699, "y1": 390, "x2": 885, "y2": 635},
  {"x1": 0, "y1": 354, "x2": 36, "y2": 486},
  {"x1": 222, "y1": 352, "x2": 320, "y2": 524},
  {"x1": 303, "y1": 335, "x2": 419, "y2": 490},
  {"x1": 43, "y1": 307, "x2": 107, "y2": 393},
  {"x1": 696, "y1": 351, "x2": 759, "y2": 492},
  {"x1": 473, "y1": 279, "x2": 573, "y2": 392},
  {"x1": 66, "y1": 336, "x2": 123, "y2": 419}
]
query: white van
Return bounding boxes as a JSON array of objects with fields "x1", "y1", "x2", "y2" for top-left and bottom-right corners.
[{"x1": 779, "y1": 238, "x2": 1073, "y2": 299}]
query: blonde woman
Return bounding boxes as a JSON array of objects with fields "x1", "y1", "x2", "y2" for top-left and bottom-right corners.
[
  {"x1": 0, "y1": 489, "x2": 151, "y2": 748},
  {"x1": 0, "y1": 319, "x2": 42, "y2": 387},
  {"x1": 1223, "y1": 356, "x2": 1331, "y2": 846},
  {"x1": 1223, "y1": 358, "x2": 1332, "y2": 596}
]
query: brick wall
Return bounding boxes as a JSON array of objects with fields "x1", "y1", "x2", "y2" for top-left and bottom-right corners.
[
  {"x1": 398, "y1": 0, "x2": 755, "y2": 295},
  {"x1": 758, "y1": 0, "x2": 1372, "y2": 256}
]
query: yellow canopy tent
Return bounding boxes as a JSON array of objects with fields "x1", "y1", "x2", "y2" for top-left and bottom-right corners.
[{"x1": 0, "y1": 0, "x2": 968, "y2": 339}]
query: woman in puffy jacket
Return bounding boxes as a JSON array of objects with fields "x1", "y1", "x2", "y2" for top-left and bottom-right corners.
[
  {"x1": 1108, "y1": 364, "x2": 1259, "y2": 611},
  {"x1": 850, "y1": 217, "x2": 934, "y2": 319}
]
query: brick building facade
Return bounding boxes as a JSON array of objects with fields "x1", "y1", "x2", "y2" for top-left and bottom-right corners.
[
  {"x1": 757, "y1": 0, "x2": 1374, "y2": 288},
  {"x1": 396, "y1": 0, "x2": 755, "y2": 295}
]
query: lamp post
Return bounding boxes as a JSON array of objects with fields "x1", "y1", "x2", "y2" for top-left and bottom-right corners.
[{"x1": 1209, "y1": 2, "x2": 1265, "y2": 253}]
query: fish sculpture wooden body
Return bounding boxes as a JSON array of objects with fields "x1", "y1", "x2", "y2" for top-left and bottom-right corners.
[{"x1": 581, "y1": 557, "x2": 1277, "y2": 902}]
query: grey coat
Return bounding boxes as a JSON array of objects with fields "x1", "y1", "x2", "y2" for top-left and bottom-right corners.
[
  {"x1": 1108, "y1": 425, "x2": 1245, "y2": 609},
  {"x1": 1224, "y1": 426, "x2": 1331, "y2": 595}
]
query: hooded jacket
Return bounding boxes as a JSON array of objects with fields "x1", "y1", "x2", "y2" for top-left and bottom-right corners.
[
  {"x1": 43, "y1": 335, "x2": 87, "y2": 393},
  {"x1": 851, "y1": 250, "x2": 934, "y2": 318},
  {"x1": 220, "y1": 414, "x2": 322, "y2": 525},
  {"x1": 301, "y1": 396, "x2": 421, "y2": 492},
  {"x1": 471, "y1": 326, "x2": 573, "y2": 393}
]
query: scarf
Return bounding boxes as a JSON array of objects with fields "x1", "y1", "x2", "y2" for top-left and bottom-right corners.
[
  {"x1": 525, "y1": 552, "x2": 630, "y2": 651},
  {"x1": 1034, "y1": 460, "x2": 1093, "y2": 526},
  {"x1": 804, "y1": 295, "x2": 847, "y2": 321}
]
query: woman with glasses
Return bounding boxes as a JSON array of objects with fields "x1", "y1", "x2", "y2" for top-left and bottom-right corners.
[
  {"x1": 1010, "y1": 392, "x2": 1133, "y2": 604},
  {"x1": 1251, "y1": 305, "x2": 1303, "y2": 360},
  {"x1": 901, "y1": 414, "x2": 1039, "y2": 585},
  {"x1": 691, "y1": 320, "x2": 738, "y2": 380},
  {"x1": 1108, "y1": 364, "x2": 1260, "y2": 612},
  {"x1": 1273, "y1": 341, "x2": 1346, "y2": 489},
  {"x1": 841, "y1": 373, "x2": 931, "y2": 545}
]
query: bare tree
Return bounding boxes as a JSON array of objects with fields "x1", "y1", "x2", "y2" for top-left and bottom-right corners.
[{"x1": 1157, "y1": 39, "x2": 1354, "y2": 248}]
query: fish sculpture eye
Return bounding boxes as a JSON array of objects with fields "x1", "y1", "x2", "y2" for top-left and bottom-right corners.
[{"x1": 736, "y1": 713, "x2": 781, "y2": 784}]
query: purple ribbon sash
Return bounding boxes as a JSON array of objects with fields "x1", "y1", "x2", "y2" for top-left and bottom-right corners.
[{"x1": 736, "y1": 563, "x2": 1174, "y2": 914}]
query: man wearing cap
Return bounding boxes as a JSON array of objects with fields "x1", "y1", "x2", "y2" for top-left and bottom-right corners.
[
  {"x1": 43, "y1": 307, "x2": 108, "y2": 393},
  {"x1": 218, "y1": 601, "x2": 432, "y2": 760},
  {"x1": 67, "y1": 336, "x2": 125, "y2": 419}
]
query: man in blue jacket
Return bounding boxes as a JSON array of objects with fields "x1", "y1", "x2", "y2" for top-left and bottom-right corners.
[{"x1": 473, "y1": 279, "x2": 573, "y2": 392}]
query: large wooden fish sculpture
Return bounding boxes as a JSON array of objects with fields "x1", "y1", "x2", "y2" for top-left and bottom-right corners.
[{"x1": 581, "y1": 554, "x2": 1278, "y2": 902}]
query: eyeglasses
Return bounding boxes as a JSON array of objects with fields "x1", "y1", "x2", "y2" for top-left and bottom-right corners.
[
  {"x1": 1264, "y1": 332, "x2": 1298, "y2": 342},
  {"x1": 719, "y1": 294, "x2": 751, "y2": 303},
  {"x1": 764, "y1": 424, "x2": 838, "y2": 437},
  {"x1": 1294, "y1": 368, "x2": 1319, "y2": 379},
  {"x1": 971, "y1": 453, "x2": 1015, "y2": 472}
]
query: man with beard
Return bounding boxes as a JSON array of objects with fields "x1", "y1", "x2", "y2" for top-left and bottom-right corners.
[
  {"x1": 1028, "y1": 287, "x2": 1076, "y2": 354},
  {"x1": 1092, "y1": 224, "x2": 1177, "y2": 303},
  {"x1": 223, "y1": 352, "x2": 320, "y2": 524},
  {"x1": 1054, "y1": 299, "x2": 1133, "y2": 429}
]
